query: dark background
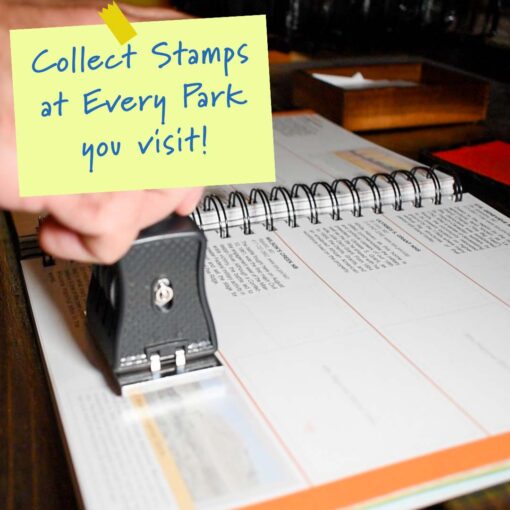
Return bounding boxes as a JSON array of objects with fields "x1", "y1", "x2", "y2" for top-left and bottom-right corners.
[{"x1": 173, "y1": 0, "x2": 510, "y2": 136}]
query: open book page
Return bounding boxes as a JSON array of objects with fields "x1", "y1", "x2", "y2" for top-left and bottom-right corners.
[
  {"x1": 205, "y1": 194, "x2": 510, "y2": 502},
  {"x1": 20, "y1": 190, "x2": 510, "y2": 510},
  {"x1": 13, "y1": 112, "x2": 510, "y2": 509}
]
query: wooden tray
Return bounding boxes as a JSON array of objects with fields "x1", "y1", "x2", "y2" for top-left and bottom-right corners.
[{"x1": 292, "y1": 62, "x2": 490, "y2": 131}]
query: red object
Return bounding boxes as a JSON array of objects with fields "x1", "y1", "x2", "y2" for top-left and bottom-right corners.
[{"x1": 433, "y1": 141, "x2": 510, "y2": 186}]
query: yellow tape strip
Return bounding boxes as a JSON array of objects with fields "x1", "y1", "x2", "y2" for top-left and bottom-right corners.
[{"x1": 98, "y1": 1, "x2": 137, "y2": 45}]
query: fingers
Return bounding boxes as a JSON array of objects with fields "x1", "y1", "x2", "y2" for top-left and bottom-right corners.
[
  {"x1": 39, "y1": 187, "x2": 204, "y2": 263},
  {"x1": 39, "y1": 192, "x2": 141, "y2": 237},
  {"x1": 39, "y1": 215, "x2": 140, "y2": 264},
  {"x1": 42, "y1": 187, "x2": 201, "y2": 237},
  {"x1": 80, "y1": 221, "x2": 141, "y2": 263},
  {"x1": 139, "y1": 187, "x2": 203, "y2": 228},
  {"x1": 2, "y1": 1, "x2": 198, "y2": 264},
  {"x1": 38, "y1": 216, "x2": 103, "y2": 263},
  {"x1": 175, "y1": 186, "x2": 204, "y2": 214}
]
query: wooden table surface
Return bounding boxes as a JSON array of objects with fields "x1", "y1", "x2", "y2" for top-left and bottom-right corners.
[
  {"x1": 1, "y1": 122, "x2": 509, "y2": 510},
  {"x1": 0, "y1": 212, "x2": 77, "y2": 510}
]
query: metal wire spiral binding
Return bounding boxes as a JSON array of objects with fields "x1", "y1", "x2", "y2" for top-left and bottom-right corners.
[
  {"x1": 430, "y1": 164, "x2": 463, "y2": 202},
  {"x1": 195, "y1": 166, "x2": 463, "y2": 238},
  {"x1": 352, "y1": 176, "x2": 383, "y2": 214},
  {"x1": 450, "y1": 169, "x2": 463, "y2": 203},
  {"x1": 291, "y1": 183, "x2": 319, "y2": 224},
  {"x1": 228, "y1": 191, "x2": 252, "y2": 235},
  {"x1": 392, "y1": 169, "x2": 422, "y2": 208},
  {"x1": 332, "y1": 178, "x2": 362, "y2": 217},
  {"x1": 28, "y1": 166, "x2": 465, "y2": 266},
  {"x1": 203, "y1": 194, "x2": 229, "y2": 238},
  {"x1": 249, "y1": 188, "x2": 274, "y2": 231},
  {"x1": 190, "y1": 208, "x2": 203, "y2": 229},
  {"x1": 311, "y1": 181, "x2": 340, "y2": 220},
  {"x1": 411, "y1": 166, "x2": 441, "y2": 205},
  {"x1": 35, "y1": 215, "x2": 56, "y2": 267},
  {"x1": 373, "y1": 173, "x2": 403, "y2": 211},
  {"x1": 270, "y1": 186, "x2": 297, "y2": 227}
]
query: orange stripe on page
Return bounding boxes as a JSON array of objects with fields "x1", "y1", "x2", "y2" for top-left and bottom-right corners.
[
  {"x1": 242, "y1": 432, "x2": 510, "y2": 510},
  {"x1": 218, "y1": 351, "x2": 314, "y2": 487}
]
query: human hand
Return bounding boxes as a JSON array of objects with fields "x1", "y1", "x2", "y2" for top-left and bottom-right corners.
[{"x1": 0, "y1": 1, "x2": 203, "y2": 264}]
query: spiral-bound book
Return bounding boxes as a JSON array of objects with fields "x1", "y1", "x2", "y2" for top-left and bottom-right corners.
[{"x1": 11, "y1": 112, "x2": 510, "y2": 510}]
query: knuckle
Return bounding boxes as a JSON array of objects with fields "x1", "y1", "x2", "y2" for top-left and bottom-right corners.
[{"x1": 88, "y1": 230, "x2": 138, "y2": 265}]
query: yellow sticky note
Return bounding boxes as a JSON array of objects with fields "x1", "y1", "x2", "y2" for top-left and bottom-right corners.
[
  {"x1": 10, "y1": 16, "x2": 274, "y2": 196},
  {"x1": 98, "y1": 2, "x2": 137, "y2": 45}
]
